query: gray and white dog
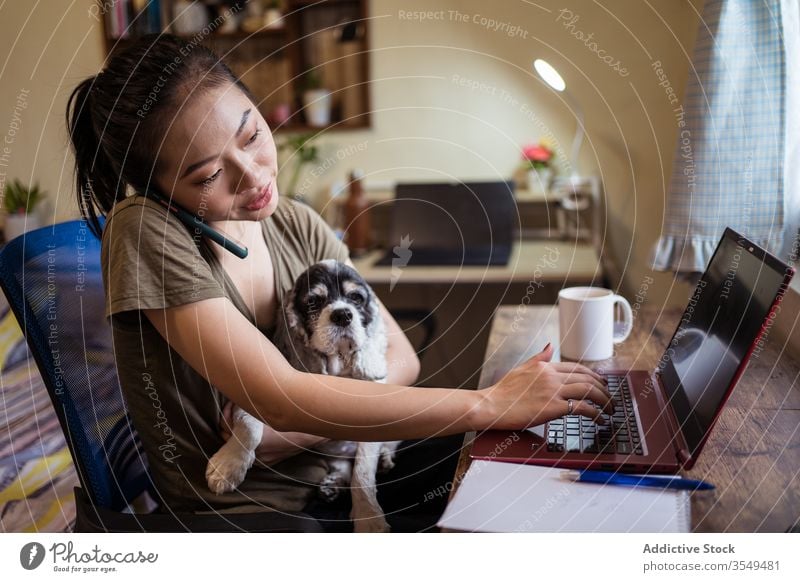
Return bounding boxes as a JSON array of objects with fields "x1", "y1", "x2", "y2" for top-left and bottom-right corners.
[{"x1": 206, "y1": 259, "x2": 400, "y2": 532}]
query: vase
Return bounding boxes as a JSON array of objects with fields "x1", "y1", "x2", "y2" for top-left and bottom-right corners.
[
  {"x1": 3, "y1": 213, "x2": 40, "y2": 243},
  {"x1": 172, "y1": 0, "x2": 209, "y2": 35},
  {"x1": 263, "y1": 8, "x2": 284, "y2": 29},
  {"x1": 303, "y1": 89, "x2": 332, "y2": 127},
  {"x1": 527, "y1": 168, "x2": 552, "y2": 195}
]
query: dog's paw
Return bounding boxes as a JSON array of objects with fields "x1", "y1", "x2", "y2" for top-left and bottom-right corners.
[
  {"x1": 378, "y1": 445, "x2": 396, "y2": 474},
  {"x1": 206, "y1": 448, "x2": 256, "y2": 495},
  {"x1": 318, "y1": 474, "x2": 345, "y2": 502},
  {"x1": 351, "y1": 510, "x2": 391, "y2": 533}
]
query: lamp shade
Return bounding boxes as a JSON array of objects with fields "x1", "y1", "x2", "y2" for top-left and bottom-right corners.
[{"x1": 533, "y1": 59, "x2": 566, "y2": 92}]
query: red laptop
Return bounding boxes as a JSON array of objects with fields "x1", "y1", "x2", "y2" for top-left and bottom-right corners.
[{"x1": 471, "y1": 227, "x2": 795, "y2": 473}]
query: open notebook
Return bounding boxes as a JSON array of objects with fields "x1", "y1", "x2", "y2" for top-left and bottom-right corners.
[{"x1": 438, "y1": 460, "x2": 691, "y2": 533}]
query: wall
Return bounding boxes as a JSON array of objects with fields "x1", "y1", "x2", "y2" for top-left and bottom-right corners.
[
  {"x1": 301, "y1": 0, "x2": 702, "y2": 305},
  {"x1": 0, "y1": 0, "x2": 704, "y2": 308},
  {"x1": 0, "y1": 0, "x2": 105, "y2": 227},
  {"x1": 298, "y1": 0, "x2": 706, "y2": 308}
]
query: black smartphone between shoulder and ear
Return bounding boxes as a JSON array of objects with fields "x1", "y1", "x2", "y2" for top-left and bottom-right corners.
[{"x1": 141, "y1": 187, "x2": 249, "y2": 259}]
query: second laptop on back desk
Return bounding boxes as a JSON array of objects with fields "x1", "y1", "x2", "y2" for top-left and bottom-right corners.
[{"x1": 374, "y1": 181, "x2": 516, "y2": 267}]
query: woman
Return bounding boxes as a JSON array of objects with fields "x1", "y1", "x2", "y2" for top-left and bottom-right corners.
[{"x1": 67, "y1": 34, "x2": 611, "y2": 532}]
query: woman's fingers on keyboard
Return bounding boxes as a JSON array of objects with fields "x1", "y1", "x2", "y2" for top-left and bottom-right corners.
[
  {"x1": 558, "y1": 371, "x2": 609, "y2": 396},
  {"x1": 570, "y1": 399, "x2": 608, "y2": 425},
  {"x1": 562, "y1": 384, "x2": 615, "y2": 415},
  {"x1": 553, "y1": 362, "x2": 606, "y2": 384}
]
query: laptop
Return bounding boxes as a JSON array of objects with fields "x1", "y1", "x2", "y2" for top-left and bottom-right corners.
[
  {"x1": 471, "y1": 227, "x2": 795, "y2": 473},
  {"x1": 373, "y1": 181, "x2": 515, "y2": 267}
]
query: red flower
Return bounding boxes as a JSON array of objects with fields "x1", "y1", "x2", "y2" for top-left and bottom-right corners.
[{"x1": 522, "y1": 144, "x2": 553, "y2": 163}]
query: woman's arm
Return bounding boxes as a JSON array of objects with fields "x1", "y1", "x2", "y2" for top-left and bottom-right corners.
[{"x1": 144, "y1": 297, "x2": 611, "y2": 441}]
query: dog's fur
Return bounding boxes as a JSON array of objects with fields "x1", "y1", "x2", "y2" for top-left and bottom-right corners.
[{"x1": 205, "y1": 259, "x2": 400, "y2": 532}]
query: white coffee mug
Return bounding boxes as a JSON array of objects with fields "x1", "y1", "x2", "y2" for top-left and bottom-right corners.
[{"x1": 558, "y1": 287, "x2": 633, "y2": 361}]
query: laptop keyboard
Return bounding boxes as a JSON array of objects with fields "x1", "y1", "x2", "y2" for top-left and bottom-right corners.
[{"x1": 546, "y1": 374, "x2": 644, "y2": 455}]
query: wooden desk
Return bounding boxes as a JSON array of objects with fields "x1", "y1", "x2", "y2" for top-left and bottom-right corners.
[
  {"x1": 351, "y1": 241, "x2": 602, "y2": 388},
  {"x1": 350, "y1": 240, "x2": 599, "y2": 285},
  {"x1": 451, "y1": 305, "x2": 800, "y2": 532}
]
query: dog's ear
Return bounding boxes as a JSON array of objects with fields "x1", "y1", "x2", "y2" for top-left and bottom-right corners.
[
  {"x1": 281, "y1": 285, "x2": 309, "y2": 345},
  {"x1": 354, "y1": 286, "x2": 388, "y2": 381},
  {"x1": 275, "y1": 285, "x2": 327, "y2": 373},
  {"x1": 364, "y1": 287, "x2": 385, "y2": 338},
  {"x1": 275, "y1": 286, "x2": 309, "y2": 362},
  {"x1": 283, "y1": 285, "x2": 300, "y2": 330}
]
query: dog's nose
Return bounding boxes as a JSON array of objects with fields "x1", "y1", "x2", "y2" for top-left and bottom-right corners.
[{"x1": 330, "y1": 308, "x2": 353, "y2": 327}]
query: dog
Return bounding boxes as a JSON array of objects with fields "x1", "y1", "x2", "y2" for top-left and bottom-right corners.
[{"x1": 205, "y1": 259, "x2": 400, "y2": 532}]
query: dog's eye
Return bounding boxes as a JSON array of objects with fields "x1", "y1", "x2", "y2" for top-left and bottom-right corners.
[
  {"x1": 347, "y1": 291, "x2": 365, "y2": 305},
  {"x1": 305, "y1": 296, "x2": 322, "y2": 309}
]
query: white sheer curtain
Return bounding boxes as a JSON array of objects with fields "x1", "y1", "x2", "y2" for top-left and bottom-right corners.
[
  {"x1": 650, "y1": 0, "x2": 789, "y2": 276},
  {"x1": 778, "y1": 0, "x2": 799, "y2": 268}
]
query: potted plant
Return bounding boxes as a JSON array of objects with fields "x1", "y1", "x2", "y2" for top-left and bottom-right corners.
[
  {"x1": 278, "y1": 133, "x2": 320, "y2": 201},
  {"x1": 301, "y1": 70, "x2": 332, "y2": 127},
  {"x1": 521, "y1": 142, "x2": 555, "y2": 195},
  {"x1": 3, "y1": 179, "x2": 43, "y2": 242}
]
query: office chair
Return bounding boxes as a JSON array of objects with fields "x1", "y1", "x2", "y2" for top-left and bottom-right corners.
[{"x1": 0, "y1": 219, "x2": 320, "y2": 532}]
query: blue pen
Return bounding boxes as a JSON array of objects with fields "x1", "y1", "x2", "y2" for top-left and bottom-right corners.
[{"x1": 560, "y1": 469, "x2": 715, "y2": 491}]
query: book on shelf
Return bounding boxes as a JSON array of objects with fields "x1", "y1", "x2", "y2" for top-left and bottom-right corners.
[{"x1": 105, "y1": 0, "x2": 166, "y2": 39}]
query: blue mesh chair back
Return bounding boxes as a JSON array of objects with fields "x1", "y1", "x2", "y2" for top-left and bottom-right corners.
[
  {"x1": 0, "y1": 219, "x2": 151, "y2": 511},
  {"x1": 0, "y1": 219, "x2": 321, "y2": 532}
]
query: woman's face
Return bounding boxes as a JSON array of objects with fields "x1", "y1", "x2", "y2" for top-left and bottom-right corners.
[{"x1": 155, "y1": 83, "x2": 279, "y2": 222}]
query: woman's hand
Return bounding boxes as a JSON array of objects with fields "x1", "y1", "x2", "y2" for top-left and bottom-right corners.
[
  {"x1": 479, "y1": 343, "x2": 614, "y2": 430},
  {"x1": 219, "y1": 401, "x2": 331, "y2": 464}
]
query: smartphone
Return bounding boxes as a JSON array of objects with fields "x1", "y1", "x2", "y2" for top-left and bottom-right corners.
[{"x1": 141, "y1": 188, "x2": 248, "y2": 259}]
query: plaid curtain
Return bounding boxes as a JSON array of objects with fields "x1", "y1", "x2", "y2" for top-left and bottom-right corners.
[{"x1": 650, "y1": 0, "x2": 787, "y2": 274}]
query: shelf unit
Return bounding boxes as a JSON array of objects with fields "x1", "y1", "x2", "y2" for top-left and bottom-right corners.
[{"x1": 100, "y1": 0, "x2": 371, "y2": 133}]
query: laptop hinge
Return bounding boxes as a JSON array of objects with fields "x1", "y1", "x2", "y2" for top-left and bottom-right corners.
[{"x1": 653, "y1": 371, "x2": 692, "y2": 468}]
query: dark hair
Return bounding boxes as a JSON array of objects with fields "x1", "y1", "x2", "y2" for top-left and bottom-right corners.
[{"x1": 66, "y1": 33, "x2": 254, "y2": 238}]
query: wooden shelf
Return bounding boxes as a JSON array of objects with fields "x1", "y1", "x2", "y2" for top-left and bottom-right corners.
[
  {"x1": 106, "y1": 28, "x2": 286, "y2": 42},
  {"x1": 101, "y1": 0, "x2": 371, "y2": 132},
  {"x1": 192, "y1": 28, "x2": 286, "y2": 40},
  {"x1": 289, "y1": 0, "x2": 361, "y2": 6}
]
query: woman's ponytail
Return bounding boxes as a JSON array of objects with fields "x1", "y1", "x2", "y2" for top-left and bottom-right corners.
[{"x1": 66, "y1": 75, "x2": 124, "y2": 239}]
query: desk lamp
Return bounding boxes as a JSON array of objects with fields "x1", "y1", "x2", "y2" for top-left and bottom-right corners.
[
  {"x1": 533, "y1": 59, "x2": 585, "y2": 186},
  {"x1": 533, "y1": 59, "x2": 595, "y2": 241}
]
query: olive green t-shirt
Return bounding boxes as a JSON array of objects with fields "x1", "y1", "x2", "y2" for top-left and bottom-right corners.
[{"x1": 100, "y1": 194, "x2": 349, "y2": 514}]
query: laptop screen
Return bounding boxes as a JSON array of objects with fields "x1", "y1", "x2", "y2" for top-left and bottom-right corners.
[
  {"x1": 659, "y1": 228, "x2": 793, "y2": 458},
  {"x1": 391, "y1": 182, "x2": 516, "y2": 251}
]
